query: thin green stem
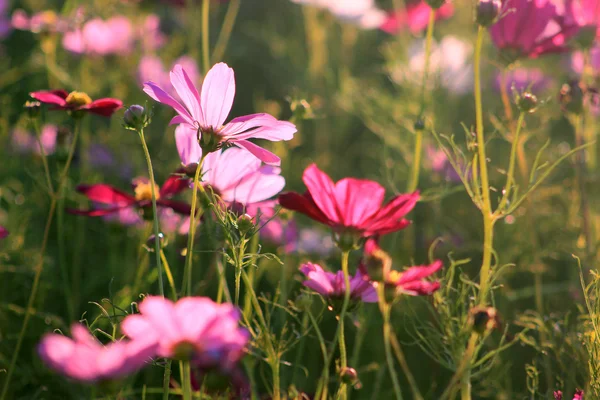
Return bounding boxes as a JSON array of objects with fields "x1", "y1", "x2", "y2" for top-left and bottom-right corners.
[
  {"x1": 138, "y1": 129, "x2": 164, "y2": 298},
  {"x1": 56, "y1": 181, "x2": 75, "y2": 321},
  {"x1": 390, "y1": 332, "x2": 422, "y2": 400},
  {"x1": 336, "y1": 250, "x2": 352, "y2": 400},
  {"x1": 183, "y1": 155, "x2": 207, "y2": 296},
  {"x1": 160, "y1": 250, "x2": 178, "y2": 301},
  {"x1": 162, "y1": 360, "x2": 172, "y2": 400},
  {"x1": 211, "y1": 0, "x2": 241, "y2": 62},
  {"x1": 574, "y1": 114, "x2": 594, "y2": 260},
  {"x1": 378, "y1": 288, "x2": 403, "y2": 400},
  {"x1": 31, "y1": 119, "x2": 54, "y2": 195},
  {"x1": 182, "y1": 361, "x2": 192, "y2": 400},
  {"x1": 0, "y1": 118, "x2": 81, "y2": 400},
  {"x1": 496, "y1": 112, "x2": 525, "y2": 215},
  {"x1": 202, "y1": 0, "x2": 211, "y2": 74},
  {"x1": 291, "y1": 313, "x2": 309, "y2": 385},
  {"x1": 309, "y1": 311, "x2": 330, "y2": 400},
  {"x1": 243, "y1": 233, "x2": 260, "y2": 320}
]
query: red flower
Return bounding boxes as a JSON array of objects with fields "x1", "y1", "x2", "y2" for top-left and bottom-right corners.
[
  {"x1": 69, "y1": 175, "x2": 191, "y2": 217},
  {"x1": 0, "y1": 226, "x2": 8, "y2": 239},
  {"x1": 278, "y1": 164, "x2": 419, "y2": 239},
  {"x1": 30, "y1": 89, "x2": 122, "y2": 117}
]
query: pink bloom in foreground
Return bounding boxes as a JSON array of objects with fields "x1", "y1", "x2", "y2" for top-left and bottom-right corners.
[
  {"x1": 30, "y1": 89, "x2": 122, "y2": 117},
  {"x1": 121, "y1": 296, "x2": 249, "y2": 369},
  {"x1": 567, "y1": 0, "x2": 600, "y2": 39},
  {"x1": 380, "y1": 1, "x2": 454, "y2": 34},
  {"x1": 489, "y1": 0, "x2": 580, "y2": 60},
  {"x1": 38, "y1": 324, "x2": 156, "y2": 383},
  {"x1": 278, "y1": 164, "x2": 419, "y2": 239},
  {"x1": 144, "y1": 62, "x2": 296, "y2": 165},
  {"x1": 63, "y1": 16, "x2": 134, "y2": 55},
  {"x1": 138, "y1": 55, "x2": 199, "y2": 101},
  {"x1": 0, "y1": 226, "x2": 8, "y2": 239},
  {"x1": 300, "y1": 262, "x2": 378, "y2": 302},
  {"x1": 69, "y1": 175, "x2": 191, "y2": 217}
]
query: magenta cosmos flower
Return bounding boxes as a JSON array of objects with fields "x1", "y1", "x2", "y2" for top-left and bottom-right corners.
[
  {"x1": 121, "y1": 296, "x2": 249, "y2": 369},
  {"x1": 380, "y1": 1, "x2": 454, "y2": 34},
  {"x1": 278, "y1": 164, "x2": 419, "y2": 243},
  {"x1": 0, "y1": 226, "x2": 8, "y2": 239},
  {"x1": 489, "y1": 0, "x2": 580, "y2": 61},
  {"x1": 11, "y1": 9, "x2": 69, "y2": 34},
  {"x1": 144, "y1": 62, "x2": 297, "y2": 165},
  {"x1": 62, "y1": 16, "x2": 134, "y2": 55},
  {"x1": 300, "y1": 262, "x2": 378, "y2": 303},
  {"x1": 69, "y1": 175, "x2": 191, "y2": 217},
  {"x1": 30, "y1": 90, "x2": 122, "y2": 117},
  {"x1": 38, "y1": 324, "x2": 156, "y2": 383},
  {"x1": 567, "y1": 0, "x2": 600, "y2": 41}
]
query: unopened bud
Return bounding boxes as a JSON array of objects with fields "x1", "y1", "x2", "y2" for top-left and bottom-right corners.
[
  {"x1": 146, "y1": 232, "x2": 167, "y2": 251},
  {"x1": 182, "y1": 163, "x2": 200, "y2": 178},
  {"x1": 469, "y1": 306, "x2": 499, "y2": 335},
  {"x1": 334, "y1": 231, "x2": 362, "y2": 252},
  {"x1": 424, "y1": 0, "x2": 446, "y2": 9},
  {"x1": 24, "y1": 101, "x2": 41, "y2": 118},
  {"x1": 475, "y1": 0, "x2": 501, "y2": 26},
  {"x1": 554, "y1": 391, "x2": 563, "y2": 400},
  {"x1": 517, "y1": 92, "x2": 538, "y2": 113},
  {"x1": 237, "y1": 214, "x2": 255, "y2": 236},
  {"x1": 414, "y1": 118, "x2": 425, "y2": 131},
  {"x1": 364, "y1": 248, "x2": 392, "y2": 282},
  {"x1": 123, "y1": 104, "x2": 150, "y2": 131},
  {"x1": 340, "y1": 367, "x2": 359, "y2": 386},
  {"x1": 559, "y1": 81, "x2": 585, "y2": 115}
]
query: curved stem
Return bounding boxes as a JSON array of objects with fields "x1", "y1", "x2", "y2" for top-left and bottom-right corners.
[
  {"x1": 378, "y1": 288, "x2": 403, "y2": 400},
  {"x1": 211, "y1": 0, "x2": 241, "y2": 62},
  {"x1": 390, "y1": 332, "x2": 423, "y2": 400},
  {"x1": 138, "y1": 129, "x2": 164, "y2": 298},
  {"x1": 336, "y1": 250, "x2": 352, "y2": 399},
  {"x1": 496, "y1": 112, "x2": 525, "y2": 215},
  {"x1": 202, "y1": 0, "x2": 211, "y2": 74},
  {"x1": 309, "y1": 311, "x2": 330, "y2": 400},
  {"x1": 31, "y1": 119, "x2": 54, "y2": 195},
  {"x1": 0, "y1": 118, "x2": 81, "y2": 400},
  {"x1": 160, "y1": 250, "x2": 178, "y2": 301}
]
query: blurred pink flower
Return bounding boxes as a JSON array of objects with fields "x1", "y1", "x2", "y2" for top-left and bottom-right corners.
[
  {"x1": 380, "y1": 1, "x2": 454, "y2": 34},
  {"x1": 0, "y1": 226, "x2": 7, "y2": 239},
  {"x1": 567, "y1": 0, "x2": 600, "y2": 39},
  {"x1": 11, "y1": 9, "x2": 68, "y2": 33},
  {"x1": 63, "y1": 16, "x2": 134, "y2": 55},
  {"x1": 426, "y1": 146, "x2": 462, "y2": 183},
  {"x1": 489, "y1": 0, "x2": 580, "y2": 60},
  {"x1": 299, "y1": 262, "x2": 378, "y2": 302},
  {"x1": 30, "y1": 89, "x2": 123, "y2": 117},
  {"x1": 279, "y1": 164, "x2": 419, "y2": 239},
  {"x1": 493, "y1": 67, "x2": 552, "y2": 93},
  {"x1": 38, "y1": 324, "x2": 156, "y2": 383},
  {"x1": 571, "y1": 45, "x2": 600, "y2": 74},
  {"x1": 0, "y1": 0, "x2": 11, "y2": 37},
  {"x1": 145, "y1": 62, "x2": 296, "y2": 165},
  {"x1": 139, "y1": 14, "x2": 166, "y2": 52},
  {"x1": 11, "y1": 125, "x2": 57, "y2": 155},
  {"x1": 138, "y1": 55, "x2": 199, "y2": 101},
  {"x1": 291, "y1": 0, "x2": 387, "y2": 29},
  {"x1": 121, "y1": 296, "x2": 249, "y2": 368}
]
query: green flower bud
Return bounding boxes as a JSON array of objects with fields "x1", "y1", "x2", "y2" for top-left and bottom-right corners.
[{"x1": 475, "y1": 0, "x2": 501, "y2": 27}]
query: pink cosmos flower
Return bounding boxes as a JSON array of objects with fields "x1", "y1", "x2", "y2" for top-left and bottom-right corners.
[
  {"x1": 489, "y1": 0, "x2": 580, "y2": 60},
  {"x1": 63, "y1": 16, "x2": 134, "y2": 55},
  {"x1": 380, "y1": 1, "x2": 454, "y2": 34},
  {"x1": 572, "y1": 45, "x2": 600, "y2": 74},
  {"x1": 30, "y1": 89, "x2": 122, "y2": 117},
  {"x1": 69, "y1": 175, "x2": 191, "y2": 217},
  {"x1": 121, "y1": 296, "x2": 249, "y2": 369},
  {"x1": 144, "y1": 62, "x2": 297, "y2": 165},
  {"x1": 138, "y1": 55, "x2": 200, "y2": 101},
  {"x1": 278, "y1": 164, "x2": 419, "y2": 239},
  {"x1": 11, "y1": 9, "x2": 68, "y2": 33},
  {"x1": 567, "y1": 0, "x2": 600, "y2": 39},
  {"x1": 291, "y1": 0, "x2": 388, "y2": 29},
  {"x1": 494, "y1": 67, "x2": 552, "y2": 93},
  {"x1": 426, "y1": 146, "x2": 462, "y2": 183},
  {"x1": 11, "y1": 124, "x2": 58, "y2": 155},
  {"x1": 138, "y1": 14, "x2": 166, "y2": 52},
  {"x1": 0, "y1": 226, "x2": 8, "y2": 239},
  {"x1": 300, "y1": 262, "x2": 378, "y2": 302},
  {"x1": 38, "y1": 324, "x2": 156, "y2": 383},
  {"x1": 0, "y1": 0, "x2": 11, "y2": 37}
]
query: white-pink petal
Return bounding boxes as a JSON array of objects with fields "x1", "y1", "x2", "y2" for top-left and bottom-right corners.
[
  {"x1": 235, "y1": 140, "x2": 281, "y2": 166},
  {"x1": 200, "y1": 62, "x2": 236, "y2": 129},
  {"x1": 175, "y1": 124, "x2": 202, "y2": 165},
  {"x1": 170, "y1": 64, "x2": 204, "y2": 125}
]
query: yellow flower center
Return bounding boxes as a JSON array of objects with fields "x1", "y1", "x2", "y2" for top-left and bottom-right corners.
[
  {"x1": 387, "y1": 270, "x2": 402, "y2": 284},
  {"x1": 40, "y1": 11, "x2": 58, "y2": 26},
  {"x1": 65, "y1": 91, "x2": 92, "y2": 107},
  {"x1": 134, "y1": 182, "x2": 160, "y2": 202}
]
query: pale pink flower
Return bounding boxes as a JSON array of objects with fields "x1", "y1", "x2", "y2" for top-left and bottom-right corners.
[
  {"x1": 138, "y1": 55, "x2": 199, "y2": 101},
  {"x1": 300, "y1": 262, "x2": 378, "y2": 302},
  {"x1": 121, "y1": 296, "x2": 249, "y2": 368},
  {"x1": 145, "y1": 62, "x2": 296, "y2": 165},
  {"x1": 380, "y1": 1, "x2": 454, "y2": 34},
  {"x1": 139, "y1": 14, "x2": 166, "y2": 52},
  {"x1": 291, "y1": 0, "x2": 387, "y2": 29},
  {"x1": 63, "y1": 16, "x2": 134, "y2": 55},
  {"x1": 38, "y1": 324, "x2": 156, "y2": 383},
  {"x1": 0, "y1": 0, "x2": 11, "y2": 37},
  {"x1": 11, "y1": 9, "x2": 68, "y2": 33},
  {"x1": 11, "y1": 124, "x2": 57, "y2": 155}
]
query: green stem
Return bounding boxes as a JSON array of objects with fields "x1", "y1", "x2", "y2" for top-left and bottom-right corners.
[
  {"x1": 31, "y1": 119, "x2": 54, "y2": 195},
  {"x1": 138, "y1": 129, "x2": 164, "y2": 298},
  {"x1": 496, "y1": 112, "x2": 525, "y2": 215},
  {"x1": 378, "y1": 289, "x2": 403, "y2": 400},
  {"x1": 291, "y1": 313, "x2": 309, "y2": 385},
  {"x1": 0, "y1": 118, "x2": 81, "y2": 400},
  {"x1": 211, "y1": 0, "x2": 241, "y2": 62},
  {"x1": 336, "y1": 250, "x2": 352, "y2": 399},
  {"x1": 574, "y1": 114, "x2": 594, "y2": 260},
  {"x1": 182, "y1": 361, "x2": 192, "y2": 400},
  {"x1": 309, "y1": 311, "x2": 330, "y2": 400},
  {"x1": 56, "y1": 182, "x2": 75, "y2": 321},
  {"x1": 407, "y1": 9, "x2": 435, "y2": 193},
  {"x1": 182, "y1": 155, "x2": 207, "y2": 296},
  {"x1": 390, "y1": 333, "x2": 422, "y2": 400},
  {"x1": 243, "y1": 233, "x2": 260, "y2": 320},
  {"x1": 160, "y1": 250, "x2": 178, "y2": 301},
  {"x1": 162, "y1": 360, "x2": 172, "y2": 400},
  {"x1": 202, "y1": 0, "x2": 211, "y2": 74}
]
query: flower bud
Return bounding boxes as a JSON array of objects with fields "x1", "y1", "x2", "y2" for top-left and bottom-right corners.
[
  {"x1": 424, "y1": 0, "x2": 446, "y2": 9},
  {"x1": 572, "y1": 25, "x2": 597, "y2": 49},
  {"x1": 340, "y1": 367, "x2": 359, "y2": 386},
  {"x1": 364, "y1": 248, "x2": 392, "y2": 282},
  {"x1": 469, "y1": 306, "x2": 499, "y2": 335},
  {"x1": 123, "y1": 104, "x2": 150, "y2": 131},
  {"x1": 517, "y1": 92, "x2": 538, "y2": 113},
  {"x1": 334, "y1": 231, "x2": 362, "y2": 252},
  {"x1": 559, "y1": 81, "x2": 585, "y2": 115},
  {"x1": 475, "y1": 0, "x2": 501, "y2": 26},
  {"x1": 24, "y1": 101, "x2": 41, "y2": 118},
  {"x1": 146, "y1": 232, "x2": 167, "y2": 251},
  {"x1": 295, "y1": 293, "x2": 313, "y2": 312},
  {"x1": 383, "y1": 281, "x2": 398, "y2": 304},
  {"x1": 414, "y1": 118, "x2": 425, "y2": 131},
  {"x1": 237, "y1": 214, "x2": 255, "y2": 236},
  {"x1": 553, "y1": 391, "x2": 563, "y2": 400},
  {"x1": 182, "y1": 163, "x2": 200, "y2": 178}
]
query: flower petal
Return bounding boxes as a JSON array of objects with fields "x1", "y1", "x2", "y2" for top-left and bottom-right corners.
[
  {"x1": 144, "y1": 81, "x2": 195, "y2": 126},
  {"x1": 170, "y1": 64, "x2": 204, "y2": 125},
  {"x1": 234, "y1": 140, "x2": 281, "y2": 166},
  {"x1": 159, "y1": 173, "x2": 190, "y2": 197},
  {"x1": 220, "y1": 113, "x2": 297, "y2": 141},
  {"x1": 200, "y1": 62, "x2": 235, "y2": 128},
  {"x1": 81, "y1": 98, "x2": 123, "y2": 117},
  {"x1": 30, "y1": 90, "x2": 68, "y2": 106},
  {"x1": 334, "y1": 178, "x2": 385, "y2": 227},
  {"x1": 75, "y1": 184, "x2": 137, "y2": 206},
  {"x1": 302, "y1": 164, "x2": 341, "y2": 224},
  {"x1": 278, "y1": 192, "x2": 331, "y2": 225},
  {"x1": 156, "y1": 199, "x2": 192, "y2": 215},
  {"x1": 175, "y1": 124, "x2": 202, "y2": 165}
]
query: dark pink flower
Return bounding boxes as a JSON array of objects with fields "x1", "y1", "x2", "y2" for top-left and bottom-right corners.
[
  {"x1": 62, "y1": 16, "x2": 134, "y2": 55},
  {"x1": 121, "y1": 296, "x2": 249, "y2": 369},
  {"x1": 380, "y1": 1, "x2": 453, "y2": 34},
  {"x1": 573, "y1": 389, "x2": 584, "y2": 400},
  {"x1": 489, "y1": 0, "x2": 580, "y2": 60},
  {"x1": 567, "y1": 0, "x2": 600, "y2": 39},
  {"x1": 69, "y1": 175, "x2": 191, "y2": 217},
  {"x1": 300, "y1": 262, "x2": 378, "y2": 302},
  {"x1": 144, "y1": 62, "x2": 296, "y2": 165},
  {"x1": 38, "y1": 324, "x2": 156, "y2": 383},
  {"x1": 278, "y1": 164, "x2": 419, "y2": 240},
  {"x1": 0, "y1": 226, "x2": 8, "y2": 239},
  {"x1": 29, "y1": 90, "x2": 122, "y2": 117}
]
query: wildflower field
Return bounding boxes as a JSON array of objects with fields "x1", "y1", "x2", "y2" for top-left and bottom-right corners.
[{"x1": 1, "y1": 0, "x2": 600, "y2": 399}]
